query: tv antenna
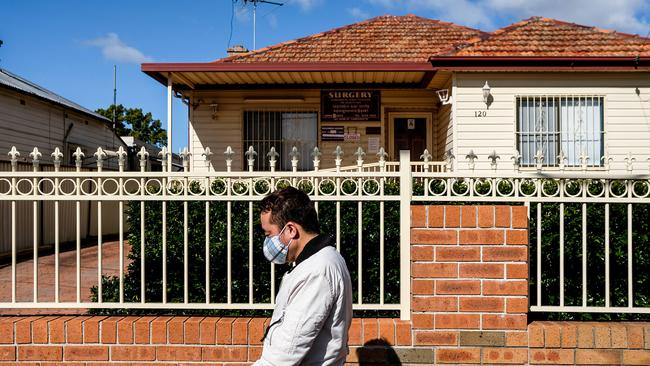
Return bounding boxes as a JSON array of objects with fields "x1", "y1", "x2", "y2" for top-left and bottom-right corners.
[{"x1": 238, "y1": 0, "x2": 283, "y2": 50}]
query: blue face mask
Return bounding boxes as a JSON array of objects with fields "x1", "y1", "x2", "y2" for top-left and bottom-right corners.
[{"x1": 263, "y1": 225, "x2": 292, "y2": 264}]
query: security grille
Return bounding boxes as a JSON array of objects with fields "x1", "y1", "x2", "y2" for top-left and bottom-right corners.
[
  {"x1": 516, "y1": 96, "x2": 604, "y2": 167},
  {"x1": 243, "y1": 110, "x2": 318, "y2": 171}
]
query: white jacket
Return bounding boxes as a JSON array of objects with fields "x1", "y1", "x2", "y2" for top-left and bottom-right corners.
[{"x1": 254, "y1": 236, "x2": 352, "y2": 366}]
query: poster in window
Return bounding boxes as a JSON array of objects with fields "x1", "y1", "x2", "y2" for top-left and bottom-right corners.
[{"x1": 321, "y1": 90, "x2": 380, "y2": 121}]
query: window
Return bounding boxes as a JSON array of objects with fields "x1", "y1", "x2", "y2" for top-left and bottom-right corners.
[
  {"x1": 243, "y1": 110, "x2": 318, "y2": 171},
  {"x1": 516, "y1": 96, "x2": 604, "y2": 167}
]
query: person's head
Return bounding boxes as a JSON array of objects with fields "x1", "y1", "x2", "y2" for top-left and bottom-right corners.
[{"x1": 259, "y1": 187, "x2": 320, "y2": 262}]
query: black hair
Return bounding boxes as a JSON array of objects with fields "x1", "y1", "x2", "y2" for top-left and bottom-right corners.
[{"x1": 259, "y1": 186, "x2": 320, "y2": 234}]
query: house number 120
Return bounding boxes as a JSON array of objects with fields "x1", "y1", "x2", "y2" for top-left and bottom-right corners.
[{"x1": 474, "y1": 111, "x2": 487, "y2": 117}]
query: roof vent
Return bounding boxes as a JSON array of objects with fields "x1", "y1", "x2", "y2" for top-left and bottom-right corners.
[{"x1": 227, "y1": 45, "x2": 249, "y2": 57}]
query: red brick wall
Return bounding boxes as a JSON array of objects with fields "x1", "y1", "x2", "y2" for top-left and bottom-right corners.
[{"x1": 0, "y1": 205, "x2": 649, "y2": 365}]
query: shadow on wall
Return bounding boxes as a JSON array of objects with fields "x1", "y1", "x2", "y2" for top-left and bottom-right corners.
[{"x1": 356, "y1": 338, "x2": 402, "y2": 366}]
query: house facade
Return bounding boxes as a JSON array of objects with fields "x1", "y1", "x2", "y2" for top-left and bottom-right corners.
[{"x1": 142, "y1": 15, "x2": 650, "y2": 173}]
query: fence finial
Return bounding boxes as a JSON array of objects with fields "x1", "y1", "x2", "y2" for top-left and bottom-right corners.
[
  {"x1": 420, "y1": 149, "x2": 432, "y2": 163},
  {"x1": 224, "y1": 146, "x2": 234, "y2": 161},
  {"x1": 444, "y1": 149, "x2": 455, "y2": 171},
  {"x1": 579, "y1": 151, "x2": 589, "y2": 171},
  {"x1": 159, "y1": 146, "x2": 169, "y2": 171},
  {"x1": 354, "y1": 147, "x2": 365, "y2": 167},
  {"x1": 333, "y1": 146, "x2": 344, "y2": 171},
  {"x1": 51, "y1": 147, "x2": 63, "y2": 168},
  {"x1": 8, "y1": 146, "x2": 20, "y2": 168},
  {"x1": 289, "y1": 146, "x2": 300, "y2": 171},
  {"x1": 94, "y1": 147, "x2": 106, "y2": 169},
  {"x1": 246, "y1": 146, "x2": 257, "y2": 171},
  {"x1": 29, "y1": 147, "x2": 42, "y2": 167},
  {"x1": 311, "y1": 147, "x2": 322, "y2": 171},
  {"x1": 116, "y1": 146, "x2": 127, "y2": 171},
  {"x1": 511, "y1": 149, "x2": 521, "y2": 171},
  {"x1": 534, "y1": 149, "x2": 544, "y2": 171},
  {"x1": 488, "y1": 150, "x2": 500, "y2": 171},
  {"x1": 73, "y1": 147, "x2": 85, "y2": 169},
  {"x1": 202, "y1": 147, "x2": 213, "y2": 168},
  {"x1": 625, "y1": 153, "x2": 636, "y2": 172},
  {"x1": 180, "y1": 147, "x2": 191, "y2": 170},
  {"x1": 138, "y1": 146, "x2": 149, "y2": 170},
  {"x1": 224, "y1": 146, "x2": 234, "y2": 171},
  {"x1": 465, "y1": 149, "x2": 477, "y2": 170},
  {"x1": 602, "y1": 153, "x2": 613, "y2": 171},
  {"x1": 267, "y1": 147, "x2": 279, "y2": 171},
  {"x1": 378, "y1": 147, "x2": 389, "y2": 162},
  {"x1": 557, "y1": 150, "x2": 567, "y2": 171}
]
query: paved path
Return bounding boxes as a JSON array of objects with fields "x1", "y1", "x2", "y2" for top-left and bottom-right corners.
[{"x1": 0, "y1": 241, "x2": 130, "y2": 314}]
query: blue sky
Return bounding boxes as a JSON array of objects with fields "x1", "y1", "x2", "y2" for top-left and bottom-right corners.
[{"x1": 2, "y1": 0, "x2": 649, "y2": 153}]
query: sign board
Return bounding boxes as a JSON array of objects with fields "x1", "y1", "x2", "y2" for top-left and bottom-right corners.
[
  {"x1": 367, "y1": 137, "x2": 380, "y2": 153},
  {"x1": 344, "y1": 133, "x2": 360, "y2": 142},
  {"x1": 321, "y1": 126, "x2": 344, "y2": 141},
  {"x1": 321, "y1": 90, "x2": 380, "y2": 121},
  {"x1": 407, "y1": 118, "x2": 416, "y2": 130}
]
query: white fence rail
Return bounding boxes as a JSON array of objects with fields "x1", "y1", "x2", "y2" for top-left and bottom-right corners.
[{"x1": 2, "y1": 144, "x2": 650, "y2": 316}]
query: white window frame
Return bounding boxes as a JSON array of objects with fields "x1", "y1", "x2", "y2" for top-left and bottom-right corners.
[{"x1": 515, "y1": 95, "x2": 605, "y2": 169}]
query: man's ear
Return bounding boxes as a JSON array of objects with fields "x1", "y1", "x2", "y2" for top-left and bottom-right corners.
[{"x1": 286, "y1": 222, "x2": 300, "y2": 239}]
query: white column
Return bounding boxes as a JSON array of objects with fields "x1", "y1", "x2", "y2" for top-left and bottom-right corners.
[{"x1": 167, "y1": 73, "x2": 173, "y2": 171}]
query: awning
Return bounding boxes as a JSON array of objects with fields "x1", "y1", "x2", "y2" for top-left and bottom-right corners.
[{"x1": 141, "y1": 62, "x2": 448, "y2": 90}]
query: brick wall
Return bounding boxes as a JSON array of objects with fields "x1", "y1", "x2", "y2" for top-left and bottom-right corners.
[{"x1": 0, "y1": 205, "x2": 649, "y2": 365}]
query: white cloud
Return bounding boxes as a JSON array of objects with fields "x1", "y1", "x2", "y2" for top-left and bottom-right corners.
[
  {"x1": 347, "y1": 7, "x2": 371, "y2": 20},
  {"x1": 267, "y1": 13, "x2": 279, "y2": 29},
  {"x1": 293, "y1": 0, "x2": 321, "y2": 11},
  {"x1": 235, "y1": 5, "x2": 250, "y2": 22},
  {"x1": 84, "y1": 33, "x2": 153, "y2": 64},
  {"x1": 486, "y1": 0, "x2": 650, "y2": 34},
  {"x1": 366, "y1": 0, "x2": 650, "y2": 33}
]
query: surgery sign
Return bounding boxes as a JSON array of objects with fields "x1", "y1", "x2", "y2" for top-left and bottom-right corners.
[{"x1": 321, "y1": 90, "x2": 380, "y2": 122}]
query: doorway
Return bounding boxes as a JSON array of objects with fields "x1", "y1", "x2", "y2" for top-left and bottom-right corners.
[{"x1": 390, "y1": 113, "x2": 431, "y2": 161}]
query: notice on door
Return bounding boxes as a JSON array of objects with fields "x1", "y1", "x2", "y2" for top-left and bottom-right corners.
[{"x1": 321, "y1": 90, "x2": 380, "y2": 122}]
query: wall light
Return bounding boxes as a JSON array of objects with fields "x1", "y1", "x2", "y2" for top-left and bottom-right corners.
[
  {"x1": 482, "y1": 81, "x2": 491, "y2": 104},
  {"x1": 436, "y1": 89, "x2": 452, "y2": 105}
]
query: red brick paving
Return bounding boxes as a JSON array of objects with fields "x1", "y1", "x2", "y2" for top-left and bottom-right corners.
[{"x1": 0, "y1": 241, "x2": 130, "y2": 314}]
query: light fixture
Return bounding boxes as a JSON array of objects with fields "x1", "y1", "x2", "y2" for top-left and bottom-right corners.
[
  {"x1": 436, "y1": 89, "x2": 452, "y2": 105},
  {"x1": 243, "y1": 97, "x2": 305, "y2": 103},
  {"x1": 482, "y1": 81, "x2": 491, "y2": 104}
]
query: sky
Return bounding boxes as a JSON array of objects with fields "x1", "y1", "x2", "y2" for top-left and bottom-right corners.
[{"x1": 2, "y1": 0, "x2": 650, "y2": 154}]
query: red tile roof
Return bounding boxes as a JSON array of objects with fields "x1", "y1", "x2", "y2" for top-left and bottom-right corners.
[
  {"x1": 218, "y1": 14, "x2": 486, "y2": 63},
  {"x1": 451, "y1": 16, "x2": 650, "y2": 57}
]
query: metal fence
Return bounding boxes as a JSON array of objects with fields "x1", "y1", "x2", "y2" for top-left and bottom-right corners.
[
  {"x1": 0, "y1": 145, "x2": 412, "y2": 319},
  {"x1": 1, "y1": 144, "x2": 650, "y2": 317}
]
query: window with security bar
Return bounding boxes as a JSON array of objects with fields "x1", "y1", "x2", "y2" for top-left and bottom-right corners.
[
  {"x1": 516, "y1": 96, "x2": 604, "y2": 167},
  {"x1": 243, "y1": 110, "x2": 318, "y2": 171}
]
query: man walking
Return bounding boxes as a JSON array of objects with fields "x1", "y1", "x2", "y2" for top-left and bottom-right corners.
[{"x1": 254, "y1": 186, "x2": 352, "y2": 365}]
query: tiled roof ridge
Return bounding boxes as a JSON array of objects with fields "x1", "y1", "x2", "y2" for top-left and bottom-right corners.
[
  {"x1": 215, "y1": 14, "x2": 486, "y2": 63},
  {"x1": 539, "y1": 16, "x2": 650, "y2": 40},
  {"x1": 439, "y1": 15, "x2": 650, "y2": 57},
  {"x1": 215, "y1": 14, "x2": 389, "y2": 63}
]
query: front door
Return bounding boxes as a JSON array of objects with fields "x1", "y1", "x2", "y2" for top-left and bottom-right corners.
[{"x1": 394, "y1": 117, "x2": 427, "y2": 161}]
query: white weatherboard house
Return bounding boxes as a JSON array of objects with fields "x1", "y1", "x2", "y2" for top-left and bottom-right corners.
[{"x1": 142, "y1": 15, "x2": 650, "y2": 173}]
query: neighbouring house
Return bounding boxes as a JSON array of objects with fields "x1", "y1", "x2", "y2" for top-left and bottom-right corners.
[
  {"x1": 0, "y1": 68, "x2": 125, "y2": 259},
  {"x1": 141, "y1": 15, "x2": 650, "y2": 173},
  {"x1": 0, "y1": 68, "x2": 126, "y2": 170}
]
